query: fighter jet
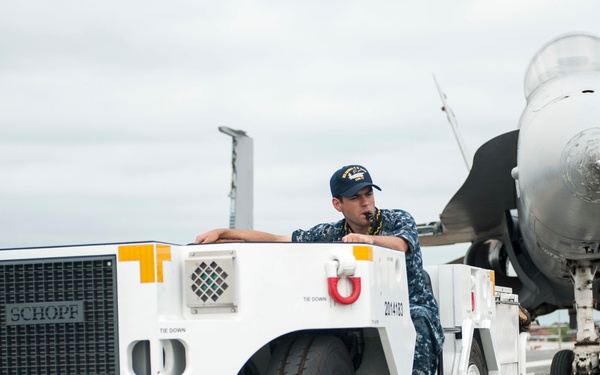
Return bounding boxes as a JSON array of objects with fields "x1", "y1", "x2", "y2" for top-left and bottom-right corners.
[{"x1": 419, "y1": 33, "x2": 600, "y2": 373}]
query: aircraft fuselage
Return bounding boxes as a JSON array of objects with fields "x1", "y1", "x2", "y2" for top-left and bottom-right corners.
[{"x1": 515, "y1": 35, "x2": 600, "y2": 283}]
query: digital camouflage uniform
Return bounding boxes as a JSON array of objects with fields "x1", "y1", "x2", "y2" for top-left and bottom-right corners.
[{"x1": 292, "y1": 208, "x2": 444, "y2": 375}]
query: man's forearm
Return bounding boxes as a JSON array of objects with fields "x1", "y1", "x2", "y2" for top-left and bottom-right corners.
[
  {"x1": 219, "y1": 229, "x2": 290, "y2": 242},
  {"x1": 341, "y1": 233, "x2": 409, "y2": 252},
  {"x1": 195, "y1": 229, "x2": 291, "y2": 244},
  {"x1": 371, "y1": 235, "x2": 409, "y2": 252}
]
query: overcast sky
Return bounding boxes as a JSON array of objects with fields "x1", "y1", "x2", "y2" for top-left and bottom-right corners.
[{"x1": 1, "y1": 0, "x2": 599, "y2": 280}]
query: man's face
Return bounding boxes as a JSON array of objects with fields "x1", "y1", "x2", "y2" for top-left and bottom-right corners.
[{"x1": 333, "y1": 186, "x2": 375, "y2": 229}]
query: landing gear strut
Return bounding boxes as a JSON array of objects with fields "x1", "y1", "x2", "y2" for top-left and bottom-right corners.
[{"x1": 551, "y1": 260, "x2": 600, "y2": 374}]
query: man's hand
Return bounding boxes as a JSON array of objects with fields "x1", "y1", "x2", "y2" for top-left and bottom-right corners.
[
  {"x1": 194, "y1": 229, "x2": 225, "y2": 244},
  {"x1": 341, "y1": 233, "x2": 374, "y2": 244}
]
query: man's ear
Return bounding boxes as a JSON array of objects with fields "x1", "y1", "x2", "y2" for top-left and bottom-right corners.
[{"x1": 332, "y1": 197, "x2": 343, "y2": 212}]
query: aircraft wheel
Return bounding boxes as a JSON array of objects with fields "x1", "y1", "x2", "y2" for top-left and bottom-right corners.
[
  {"x1": 550, "y1": 349, "x2": 574, "y2": 375},
  {"x1": 467, "y1": 338, "x2": 487, "y2": 375},
  {"x1": 266, "y1": 334, "x2": 355, "y2": 375}
]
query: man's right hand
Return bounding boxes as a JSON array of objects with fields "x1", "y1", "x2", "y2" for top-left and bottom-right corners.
[{"x1": 194, "y1": 229, "x2": 225, "y2": 244}]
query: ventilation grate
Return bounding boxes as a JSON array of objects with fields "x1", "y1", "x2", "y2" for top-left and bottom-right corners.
[
  {"x1": 0, "y1": 255, "x2": 119, "y2": 375},
  {"x1": 190, "y1": 261, "x2": 230, "y2": 302},
  {"x1": 185, "y1": 251, "x2": 236, "y2": 311}
]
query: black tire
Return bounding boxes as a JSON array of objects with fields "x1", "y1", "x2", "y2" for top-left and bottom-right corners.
[
  {"x1": 267, "y1": 336, "x2": 298, "y2": 375},
  {"x1": 266, "y1": 335, "x2": 355, "y2": 375},
  {"x1": 238, "y1": 359, "x2": 261, "y2": 375},
  {"x1": 550, "y1": 349, "x2": 574, "y2": 375},
  {"x1": 467, "y1": 338, "x2": 487, "y2": 375}
]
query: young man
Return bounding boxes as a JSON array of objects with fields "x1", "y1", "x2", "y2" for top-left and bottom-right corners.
[{"x1": 195, "y1": 165, "x2": 444, "y2": 374}]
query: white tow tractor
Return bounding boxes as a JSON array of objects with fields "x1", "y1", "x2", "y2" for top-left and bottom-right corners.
[{"x1": 0, "y1": 241, "x2": 527, "y2": 374}]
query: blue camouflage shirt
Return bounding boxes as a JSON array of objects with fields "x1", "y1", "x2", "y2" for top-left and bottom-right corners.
[{"x1": 291, "y1": 208, "x2": 444, "y2": 352}]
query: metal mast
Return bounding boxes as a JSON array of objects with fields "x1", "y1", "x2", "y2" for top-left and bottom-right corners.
[{"x1": 219, "y1": 127, "x2": 254, "y2": 230}]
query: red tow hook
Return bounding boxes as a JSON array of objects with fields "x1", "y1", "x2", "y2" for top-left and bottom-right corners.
[{"x1": 327, "y1": 276, "x2": 361, "y2": 305}]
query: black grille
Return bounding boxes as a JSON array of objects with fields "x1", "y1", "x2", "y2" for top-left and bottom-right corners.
[{"x1": 0, "y1": 256, "x2": 119, "y2": 375}]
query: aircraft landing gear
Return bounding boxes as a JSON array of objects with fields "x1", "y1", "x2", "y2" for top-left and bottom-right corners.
[{"x1": 551, "y1": 260, "x2": 600, "y2": 374}]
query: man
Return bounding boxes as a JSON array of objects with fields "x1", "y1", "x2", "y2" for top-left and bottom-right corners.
[{"x1": 195, "y1": 165, "x2": 444, "y2": 374}]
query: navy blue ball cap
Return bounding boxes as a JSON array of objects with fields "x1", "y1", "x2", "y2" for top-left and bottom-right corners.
[{"x1": 330, "y1": 165, "x2": 381, "y2": 198}]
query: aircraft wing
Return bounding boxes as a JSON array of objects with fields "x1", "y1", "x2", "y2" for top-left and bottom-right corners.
[{"x1": 418, "y1": 130, "x2": 519, "y2": 246}]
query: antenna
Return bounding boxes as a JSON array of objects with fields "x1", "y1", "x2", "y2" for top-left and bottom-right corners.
[
  {"x1": 433, "y1": 74, "x2": 472, "y2": 171},
  {"x1": 219, "y1": 127, "x2": 254, "y2": 230}
]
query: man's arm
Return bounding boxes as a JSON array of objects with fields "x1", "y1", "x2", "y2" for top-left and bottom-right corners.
[
  {"x1": 194, "y1": 229, "x2": 291, "y2": 244},
  {"x1": 341, "y1": 233, "x2": 409, "y2": 252}
]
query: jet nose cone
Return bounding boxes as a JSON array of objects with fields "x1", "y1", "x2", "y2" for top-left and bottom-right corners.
[{"x1": 561, "y1": 128, "x2": 600, "y2": 203}]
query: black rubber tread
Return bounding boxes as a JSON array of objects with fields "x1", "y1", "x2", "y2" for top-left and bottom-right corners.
[
  {"x1": 468, "y1": 337, "x2": 488, "y2": 374},
  {"x1": 284, "y1": 335, "x2": 319, "y2": 374},
  {"x1": 266, "y1": 335, "x2": 354, "y2": 375},
  {"x1": 266, "y1": 336, "x2": 298, "y2": 375},
  {"x1": 550, "y1": 349, "x2": 574, "y2": 375}
]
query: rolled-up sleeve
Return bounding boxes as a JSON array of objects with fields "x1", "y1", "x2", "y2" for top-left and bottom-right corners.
[{"x1": 387, "y1": 211, "x2": 419, "y2": 251}]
